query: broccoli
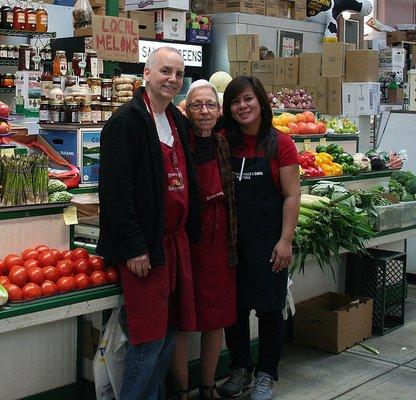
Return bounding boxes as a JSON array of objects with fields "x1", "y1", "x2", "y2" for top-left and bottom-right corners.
[
  {"x1": 49, "y1": 191, "x2": 73, "y2": 203},
  {"x1": 370, "y1": 185, "x2": 385, "y2": 194},
  {"x1": 48, "y1": 179, "x2": 67, "y2": 194},
  {"x1": 388, "y1": 179, "x2": 405, "y2": 200},
  {"x1": 390, "y1": 171, "x2": 416, "y2": 186},
  {"x1": 402, "y1": 193, "x2": 415, "y2": 202},
  {"x1": 405, "y1": 178, "x2": 416, "y2": 195}
]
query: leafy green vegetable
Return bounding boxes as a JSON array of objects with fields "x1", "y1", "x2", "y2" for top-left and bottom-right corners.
[
  {"x1": 391, "y1": 170, "x2": 416, "y2": 186},
  {"x1": 48, "y1": 191, "x2": 73, "y2": 203},
  {"x1": 388, "y1": 179, "x2": 405, "y2": 200},
  {"x1": 48, "y1": 179, "x2": 67, "y2": 194},
  {"x1": 404, "y1": 178, "x2": 416, "y2": 195},
  {"x1": 402, "y1": 193, "x2": 415, "y2": 202}
]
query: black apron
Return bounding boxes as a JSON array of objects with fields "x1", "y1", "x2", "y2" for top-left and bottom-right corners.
[{"x1": 232, "y1": 155, "x2": 288, "y2": 311}]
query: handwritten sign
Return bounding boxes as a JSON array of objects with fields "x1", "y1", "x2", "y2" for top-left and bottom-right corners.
[{"x1": 92, "y1": 15, "x2": 139, "y2": 63}]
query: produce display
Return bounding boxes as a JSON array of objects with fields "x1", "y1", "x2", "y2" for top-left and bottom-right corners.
[
  {"x1": 0, "y1": 154, "x2": 49, "y2": 206},
  {"x1": 272, "y1": 111, "x2": 326, "y2": 135},
  {"x1": 387, "y1": 170, "x2": 416, "y2": 202},
  {"x1": 270, "y1": 88, "x2": 316, "y2": 110},
  {"x1": 0, "y1": 101, "x2": 12, "y2": 135},
  {"x1": 324, "y1": 117, "x2": 359, "y2": 135},
  {"x1": 48, "y1": 179, "x2": 73, "y2": 203},
  {"x1": 0, "y1": 245, "x2": 120, "y2": 304}
]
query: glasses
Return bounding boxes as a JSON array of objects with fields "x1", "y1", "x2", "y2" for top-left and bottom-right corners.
[{"x1": 188, "y1": 101, "x2": 219, "y2": 111}]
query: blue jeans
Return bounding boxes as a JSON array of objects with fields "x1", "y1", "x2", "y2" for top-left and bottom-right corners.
[{"x1": 119, "y1": 328, "x2": 176, "y2": 400}]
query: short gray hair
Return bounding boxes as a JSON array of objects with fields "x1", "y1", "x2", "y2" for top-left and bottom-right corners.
[
  {"x1": 144, "y1": 47, "x2": 184, "y2": 70},
  {"x1": 186, "y1": 79, "x2": 220, "y2": 106}
]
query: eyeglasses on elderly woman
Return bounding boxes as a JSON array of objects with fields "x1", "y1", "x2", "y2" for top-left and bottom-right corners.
[{"x1": 187, "y1": 101, "x2": 219, "y2": 112}]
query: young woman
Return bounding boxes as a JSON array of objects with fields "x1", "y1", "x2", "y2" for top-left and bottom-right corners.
[
  {"x1": 219, "y1": 76, "x2": 300, "y2": 400},
  {"x1": 170, "y1": 80, "x2": 238, "y2": 400}
]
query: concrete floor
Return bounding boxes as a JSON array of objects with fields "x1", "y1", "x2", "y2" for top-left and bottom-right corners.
[{"x1": 194, "y1": 286, "x2": 416, "y2": 400}]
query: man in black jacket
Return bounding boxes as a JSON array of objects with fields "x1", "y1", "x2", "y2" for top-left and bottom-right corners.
[{"x1": 97, "y1": 47, "x2": 200, "y2": 400}]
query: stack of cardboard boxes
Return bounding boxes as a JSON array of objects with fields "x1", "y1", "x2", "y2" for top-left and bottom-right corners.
[
  {"x1": 190, "y1": 0, "x2": 306, "y2": 20},
  {"x1": 379, "y1": 47, "x2": 406, "y2": 104}
]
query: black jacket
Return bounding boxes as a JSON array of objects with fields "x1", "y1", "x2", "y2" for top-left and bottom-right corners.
[{"x1": 96, "y1": 88, "x2": 200, "y2": 266}]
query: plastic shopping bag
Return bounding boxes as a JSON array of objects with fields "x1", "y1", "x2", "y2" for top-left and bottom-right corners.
[
  {"x1": 72, "y1": 0, "x2": 94, "y2": 29},
  {"x1": 93, "y1": 308, "x2": 128, "y2": 400}
]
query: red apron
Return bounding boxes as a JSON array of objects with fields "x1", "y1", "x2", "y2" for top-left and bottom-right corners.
[
  {"x1": 120, "y1": 97, "x2": 196, "y2": 345},
  {"x1": 190, "y1": 137, "x2": 237, "y2": 331}
]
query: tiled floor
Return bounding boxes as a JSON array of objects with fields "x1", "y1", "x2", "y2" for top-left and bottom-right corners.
[{"x1": 193, "y1": 287, "x2": 416, "y2": 400}]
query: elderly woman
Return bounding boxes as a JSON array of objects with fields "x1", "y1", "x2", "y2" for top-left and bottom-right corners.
[{"x1": 170, "y1": 80, "x2": 238, "y2": 400}]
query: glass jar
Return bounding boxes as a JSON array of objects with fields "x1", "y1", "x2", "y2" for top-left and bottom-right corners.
[
  {"x1": 101, "y1": 102, "x2": 112, "y2": 122},
  {"x1": 1, "y1": 0, "x2": 14, "y2": 29},
  {"x1": 13, "y1": 0, "x2": 25, "y2": 30},
  {"x1": 50, "y1": 101, "x2": 64, "y2": 123},
  {"x1": 40, "y1": 62, "x2": 53, "y2": 99},
  {"x1": 65, "y1": 75, "x2": 77, "y2": 88},
  {"x1": 49, "y1": 78, "x2": 64, "y2": 103},
  {"x1": 0, "y1": 74, "x2": 3, "y2": 88},
  {"x1": 132, "y1": 77, "x2": 142, "y2": 93},
  {"x1": 101, "y1": 79, "x2": 112, "y2": 103},
  {"x1": 18, "y1": 44, "x2": 31, "y2": 71},
  {"x1": 65, "y1": 102, "x2": 79, "y2": 123},
  {"x1": 6, "y1": 45, "x2": 14, "y2": 59},
  {"x1": 53, "y1": 50, "x2": 67, "y2": 77},
  {"x1": 3, "y1": 73, "x2": 14, "y2": 87},
  {"x1": 45, "y1": 45, "x2": 52, "y2": 60},
  {"x1": 35, "y1": 0, "x2": 48, "y2": 32},
  {"x1": 24, "y1": 0, "x2": 36, "y2": 31},
  {"x1": 39, "y1": 100, "x2": 50, "y2": 123},
  {"x1": 85, "y1": 50, "x2": 98, "y2": 77},
  {"x1": 0, "y1": 45, "x2": 7, "y2": 59},
  {"x1": 80, "y1": 103, "x2": 92, "y2": 123},
  {"x1": 86, "y1": 77, "x2": 101, "y2": 99},
  {"x1": 91, "y1": 101, "x2": 101, "y2": 123},
  {"x1": 12, "y1": 46, "x2": 19, "y2": 59},
  {"x1": 72, "y1": 52, "x2": 84, "y2": 77}
]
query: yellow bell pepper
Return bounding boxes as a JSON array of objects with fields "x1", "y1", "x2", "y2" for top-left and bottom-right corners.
[{"x1": 318, "y1": 152, "x2": 334, "y2": 163}]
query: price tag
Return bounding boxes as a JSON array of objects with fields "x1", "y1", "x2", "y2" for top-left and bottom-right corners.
[
  {"x1": 63, "y1": 206, "x2": 78, "y2": 226},
  {"x1": 303, "y1": 139, "x2": 312, "y2": 151},
  {"x1": 319, "y1": 137, "x2": 327, "y2": 145}
]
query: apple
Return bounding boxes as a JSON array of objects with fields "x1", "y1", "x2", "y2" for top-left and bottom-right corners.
[
  {"x1": 0, "y1": 101, "x2": 10, "y2": 119},
  {"x1": 0, "y1": 121, "x2": 10, "y2": 134}
]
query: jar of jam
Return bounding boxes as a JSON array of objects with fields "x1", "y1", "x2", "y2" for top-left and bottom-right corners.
[
  {"x1": 101, "y1": 79, "x2": 112, "y2": 103},
  {"x1": 13, "y1": 0, "x2": 25, "y2": 30},
  {"x1": 85, "y1": 50, "x2": 98, "y2": 77},
  {"x1": 18, "y1": 44, "x2": 31, "y2": 71},
  {"x1": 111, "y1": 102, "x2": 123, "y2": 114},
  {"x1": 72, "y1": 52, "x2": 84, "y2": 77},
  {"x1": 50, "y1": 101, "x2": 64, "y2": 123},
  {"x1": 3, "y1": 73, "x2": 14, "y2": 87},
  {"x1": 80, "y1": 103, "x2": 92, "y2": 123},
  {"x1": 0, "y1": 45, "x2": 7, "y2": 59},
  {"x1": 49, "y1": 78, "x2": 64, "y2": 104},
  {"x1": 101, "y1": 102, "x2": 112, "y2": 122},
  {"x1": 53, "y1": 50, "x2": 67, "y2": 77},
  {"x1": 39, "y1": 100, "x2": 50, "y2": 123},
  {"x1": 86, "y1": 77, "x2": 101, "y2": 99},
  {"x1": 91, "y1": 101, "x2": 101, "y2": 123},
  {"x1": 65, "y1": 76, "x2": 77, "y2": 88},
  {"x1": 65, "y1": 102, "x2": 79, "y2": 123},
  {"x1": 6, "y1": 45, "x2": 13, "y2": 59},
  {"x1": 12, "y1": 46, "x2": 19, "y2": 59},
  {"x1": 1, "y1": 0, "x2": 14, "y2": 29}
]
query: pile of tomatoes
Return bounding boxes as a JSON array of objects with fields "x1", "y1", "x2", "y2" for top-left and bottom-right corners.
[{"x1": 0, "y1": 245, "x2": 120, "y2": 302}]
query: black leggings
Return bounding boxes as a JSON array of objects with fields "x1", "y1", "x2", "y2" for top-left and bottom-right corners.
[{"x1": 224, "y1": 309, "x2": 285, "y2": 380}]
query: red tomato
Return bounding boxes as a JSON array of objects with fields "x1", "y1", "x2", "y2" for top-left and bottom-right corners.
[
  {"x1": 73, "y1": 258, "x2": 90, "y2": 275},
  {"x1": 56, "y1": 260, "x2": 74, "y2": 277},
  {"x1": 89, "y1": 256, "x2": 104, "y2": 272},
  {"x1": 24, "y1": 259, "x2": 41, "y2": 269},
  {"x1": 303, "y1": 111, "x2": 316, "y2": 123},
  {"x1": 21, "y1": 248, "x2": 39, "y2": 261},
  {"x1": 8, "y1": 266, "x2": 28, "y2": 287},
  {"x1": 74, "y1": 273, "x2": 91, "y2": 289},
  {"x1": 27, "y1": 266, "x2": 46, "y2": 285},
  {"x1": 307, "y1": 122, "x2": 319, "y2": 135},
  {"x1": 22, "y1": 282, "x2": 42, "y2": 300},
  {"x1": 288, "y1": 122, "x2": 299, "y2": 134},
  {"x1": 0, "y1": 260, "x2": 7, "y2": 275},
  {"x1": 90, "y1": 270, "x2": 108, "y2": 287},
  {"x1": 106, "y1": 267, "x2": 120, "y2": 284},
  {"x1": 62, "y1": 250, "x2": 72, "y2": 260},
  {"x1": 71, "y1": 247, "x2": 90, "y2": 261},
  {"x1": 35, "y1": 245, "x2": 49, "y2": 253},
  {"x1": 41, "y1": 280, "x2": 58, "y2": 296},
  {"x1": 316, "y1": 121, "x2": 327, "y2": 135},
  {"x1": 49, "y1": 249, "x2": 63, "y2": 262},
  {"x1": 56, "y1": 276, "x2": 76, "y2": 293},
  {"x1": 0, "y1": 276, "x2": 9, "y2": 285},
  {"x1": 37, "y1": 251, "x2": 58, "y2": 267},
  {"x1": 297, "y1": 122, "x2": 308, "y2": 135},
  {"x1": 42, "y1": 266, "x2": 60, "y2": 282},
  {"x1": 4, "y1": 283, "x2": 22, "y2": 301},
  {"x1": 4, "y1": 254, "x2": 23, "y2": 271}
]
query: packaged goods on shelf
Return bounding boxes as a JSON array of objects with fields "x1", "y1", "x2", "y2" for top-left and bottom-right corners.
[{"x1": 345, "y1": 50, "x2": 379, "y2": 83}]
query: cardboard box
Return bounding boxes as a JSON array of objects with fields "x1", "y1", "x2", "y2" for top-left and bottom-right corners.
[
  {"x1": 367, "y1": 38, "x2": 387, "y2": 50},
  {"x1": 229, "y1": 61, "x2": 251, "y2": 77},
  {"x1": 74, "y1": 26, "x2": 93, "y2": 37},
  {"x1": 388, "y1": 87, "x2": 404, "y2": 104},
  {"x1": 299, "y1": 53, "x2": 321, "y2": 86},
  {"x1": 345, "y1": 50, "x2": 379, "y2": 82},
  {"x1": 293, "y1": 292, "x2": 373, "y2": 354},
  {"x1": 118, "y1": 10, "x2": 127, "y2": 18},
  {"x1": 128, "y1": 11, "x2": 155, "y2": 39},
  {"x1": 307, "y1": 77, "x2": 327, "y2": 113},
  {"x1": 251, "y1": 60, "x2": 275, "y2": 86},
  {"x1": 322, "y1": 42, "x2": 348, "y2": 77},
  {"x1": 124, "y1": 0, "x2": 189, "y2": 11},
  {"x1": 265, "y1": 0, "x2": 279, "y2": 17},
  {"x1": 327, "y1": 76, "x2": 344, "y2": 115},
  {"x1": 214, "y1": 1, "x2": 266, "y2": 15},
  {"x1": 285, "y1": 56, "x2": 299, "y2": 85},
  {"x1": 294, "y1": 0, "x2": 306, "y2": 20},
  {"x1": 227, "y1": 34, "x2": 260, "y2": 61},
  {"x1": 273, "y1": 57, "x2": 286, "y2": 85},
  {"x1": 155, "y1": 10, "x2": 186, "y2": 41},
  {"x1": 278, "y1": 0, "x2": 294, "y2": 19},
  {"x1": 386, "y1": 30, "x2": 407, "y2": 46},
  {"x1": 379, "y1": 66, "x2": 404, "y2": 84},
  {"x1": 379, "y1": 47, "x2": 406, "y2": 68},
  {"x1": 191, "y1": 0, "x2": 214, "y2": 14},
  {"x1": 342, "y1": 82, "x2": 381, "y2": 116}
]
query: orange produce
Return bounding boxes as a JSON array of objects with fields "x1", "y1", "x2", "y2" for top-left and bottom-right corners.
[
  {"x1": 295, "y1": 113, "x2": 306, "y2": 123},
  {"x1": 316, "y1": 121, "x2": 326, "y2": 134},
  {"x1": 288, "y1": 122, "x2": 299, "y2": 134},
  {"x1": 297, "y1": 122, "x2": 308, "y2": 134},
  {"x1": 307, "y1": 123, "x2": 319, "y2": 135},
  {"x1": 303, "y1": 111, "x2": 316, "y2": 123}
]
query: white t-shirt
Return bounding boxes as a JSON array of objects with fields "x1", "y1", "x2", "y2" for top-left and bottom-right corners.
[{"x1": 153, "y1": 111, "x2": 174, "y2": 147}]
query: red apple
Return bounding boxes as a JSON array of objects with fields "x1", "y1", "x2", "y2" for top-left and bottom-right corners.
[
  {"x1": 0, "y1": 121, "x2": 10, "y2": 134},
  {"x1": 0, "y1": 101, "x2": 10, "y2": 119}
]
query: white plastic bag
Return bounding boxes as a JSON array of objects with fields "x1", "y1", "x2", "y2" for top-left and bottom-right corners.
[
  {"x1": 93, "y1": 308, "x2": 128, "y2": 400},
  {"x1": 72, "y1": 0, "x2": 94, "y2": 29}
]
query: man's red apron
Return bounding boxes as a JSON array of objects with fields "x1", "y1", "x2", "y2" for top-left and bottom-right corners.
[
  {"x1": 190, "y1": 135, "x2": 237, "y2": 331},
  {"x1": 120, "y1": 101, "x2": 196, "y2": 345}
]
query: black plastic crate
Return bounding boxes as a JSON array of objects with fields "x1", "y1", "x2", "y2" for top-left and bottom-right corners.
[{"x1": 346, "y1": 249, "x2": 406, "y2": 335}]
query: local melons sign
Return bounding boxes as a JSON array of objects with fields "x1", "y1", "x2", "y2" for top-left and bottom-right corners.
[{"x1": 92, "y1": 15, "x2": 139, "y2": 63}]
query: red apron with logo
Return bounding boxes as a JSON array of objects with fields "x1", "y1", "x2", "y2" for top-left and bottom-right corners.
[
  {"x1": 120, "y1": 103, "x2": 196, "y2": 345},
  {"x1": 190, "y1": 139, "x2": 237, "y2": 331}
]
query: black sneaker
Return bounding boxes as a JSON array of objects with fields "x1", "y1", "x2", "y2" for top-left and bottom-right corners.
[{"x1": 220, "y1": 367, "x2": 254, "y2": 397}]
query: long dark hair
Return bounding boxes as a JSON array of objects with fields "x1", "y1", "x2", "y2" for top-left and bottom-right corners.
[{"x1": 223, "y1": 76, "x2": 277, "y2": 159}]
